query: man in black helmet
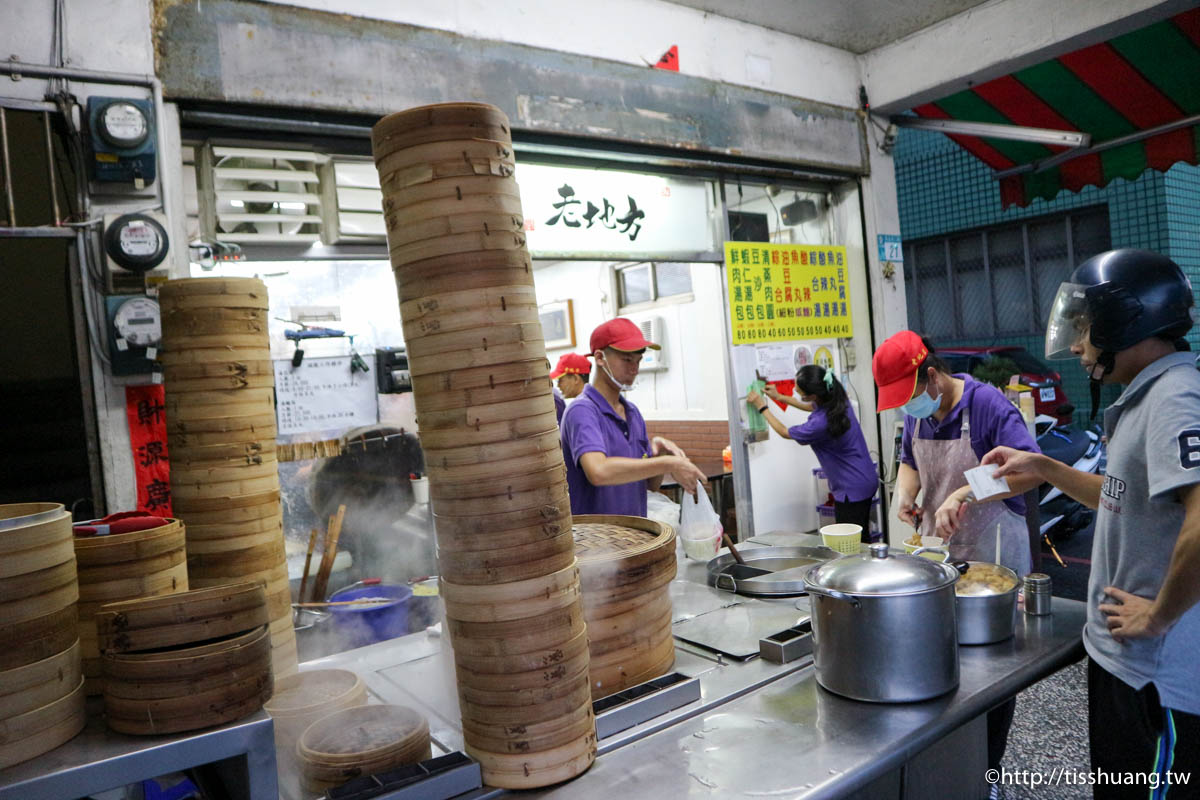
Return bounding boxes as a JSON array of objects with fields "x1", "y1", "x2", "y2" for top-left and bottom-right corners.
[{"x1": 983, "y1": 249, "x2": 1200, "y2": 798}]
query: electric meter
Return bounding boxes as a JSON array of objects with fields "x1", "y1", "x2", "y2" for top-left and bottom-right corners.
[
  {"x1": 105, "y1": 295, "x2": 162, "y2": 376},
  {"x1": 97, "y1": 101, "x2": 150, "y2": 149}
]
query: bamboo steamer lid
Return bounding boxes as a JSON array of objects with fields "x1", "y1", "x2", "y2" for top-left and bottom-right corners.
[
  {"x1": 440, "y1": 561, "x2": 580, "y2": 606},
  {"x1": 374, "y1": 137, "x2": 513, "y2": 181},
  {"x1": 429, "y1": 462, "x2": 566, "y2": 499},
  {"x1": 573, "y1": 516, "x2": 676, "y2": 577},
  {"x1": 462, "y1": 703, "x2": 593, "y2": 756},
  {"x1": 372, "y1": 102, "x2": 510, "y2": 154},
  {"x1": 102, "y1": 623, "x2": 270, "y2": 680},
  {"x1": 438, "y1": 530, "x2": 575, "y2": 587},
  {"x1": 450, "y1": 603, "x2": 586, "y2": 658},
  {"x1": 455, "y1": 643, "x2": 590, "y2": 695},
  {"x1": 423, "y1": 428, "x2": 559, "y2": 469},
  {"x1": 409, "y1": 357, "x2": 547, "y2": 395},
  {"x1": 0, "y1": 677, "x2": 85, "y2": 770},
  {"x1": 0, "y1": 639, "x2": 82, "y2": 718},
  {"x1": 432, "y1": 497, "x2": 569, "y2": 536},
  {"x1": 387, "y1": 209, "x2": 523, "y2": 250},
  {"x1": 0, "y1": 604, "x2": 78, "y2": 672},
  {"x1": 172, "y1": 488, "x2": 280, "y2": 517},
  {"x1": 457, "y1": 679, "x2": 591, "y2": 727},
  {"x1": 386, "y1": 192, "x2": 524, "y2": 233},
  {"x1": 159, "y1": 347, "x2": 273, "y2": 365},
  {"x1": 94, "y1": 583, "x2": 266, "y2": 645},
  {"x1": 450, "y1": 626, "x2": 589, "y2": 676},
  {"x1": 0, "y1": 503, "x2": 72, "y2": 555},
  {"x1": 298, "y1": 705, "x2": 431, "y2": 791},
  {"x1": 73, "y1": 518, "x2": 184, "y2": 567},
  {"x1": 416, "y1": 412, "x2": 557, "y2": 449},
  {"x1": 264, "y1": 668, "x2": 367, "y2": 755},
  {"x1": 163, "y1": 359, "x2": 273, "y2": 381},
  {"x1": 431, "y1": 479, "x2": 568, "y2": 519}
]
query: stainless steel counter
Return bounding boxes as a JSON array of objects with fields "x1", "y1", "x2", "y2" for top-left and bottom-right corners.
[{"x1": 308, "y1": 532, "x2": 1087, "y2": 800}]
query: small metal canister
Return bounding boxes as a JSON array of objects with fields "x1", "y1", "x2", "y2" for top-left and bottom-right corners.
[{"x1": 1023, "y1": 573, "x2": 1052, "y2": 615}]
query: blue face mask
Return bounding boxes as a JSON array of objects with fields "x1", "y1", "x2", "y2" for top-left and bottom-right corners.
[{"x1": 902, "y1": 385, "x2": 942, "y2": 419}]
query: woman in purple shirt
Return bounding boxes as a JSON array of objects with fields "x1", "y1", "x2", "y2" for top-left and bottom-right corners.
[{"x1": 748, "y1": 365, "x2": 878, "y2": 541}]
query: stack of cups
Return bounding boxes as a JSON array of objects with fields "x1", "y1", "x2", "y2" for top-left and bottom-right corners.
[
  {"x1": 372, "y1": 102, "x2": 595, "y2": 789},
  {"x1": 0, "y1": 503, "x2": 85, "y2": 768},
  {"x1": 159, "y1": 278, "x2": 298, "y2": 678}
]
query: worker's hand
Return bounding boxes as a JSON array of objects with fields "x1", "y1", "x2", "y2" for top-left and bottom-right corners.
[
  {"x1": 933, "y1": 490, "x2": 971, "y2": 540},
  {"x1": 763, "y1": 384, "x2": 785, "y2": 401},
  {"x1": 981, "y1": 446, "x2": 1045, "y2": 481},
  {"x1": 894, "y1": 486, "x2": 923, "y2": 528},
  {"x1": 747, "y1": 389, "x2": 764, "y2": 407},
  {"x1": 651, "y1": 435, "x2": 686, "y2": 459},
  {"x1": 669, "y1": 457, "x2": 708, "y2": 496},
  {"x1": 1099, "y1": 586, "x2": 1170, "y2": 643}
]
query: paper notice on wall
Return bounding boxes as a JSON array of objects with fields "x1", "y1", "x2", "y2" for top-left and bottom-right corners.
[
  {"x1": 755, "y1": 344, "x2": 794, "y2": 382},
  {"x1": 274, "y1": 356, "x2": 379, "y2": 435}
]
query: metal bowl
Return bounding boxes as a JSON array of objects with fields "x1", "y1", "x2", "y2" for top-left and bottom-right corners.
[{"x1": 705, "y1": 545, "x2": 837, "y2": 596}]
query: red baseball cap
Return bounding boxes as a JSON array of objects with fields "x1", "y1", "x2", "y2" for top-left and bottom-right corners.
[
  {"x1": 872, "y1": 330, "x2": 929, "y2": 412},
  {"x1": 549, "y1": 353, "x2": 591, "y2": 379},
  {"x1": 589, "y1": 318, "x2": 661, "y2": 354}
]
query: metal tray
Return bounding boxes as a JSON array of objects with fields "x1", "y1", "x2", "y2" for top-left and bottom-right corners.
[{"x1": 705, "y1": 545, "x2": 837, "y2": 596}]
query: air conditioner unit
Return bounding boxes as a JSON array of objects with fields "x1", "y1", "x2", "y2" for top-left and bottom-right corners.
[
  {"x1": 198, "y1": 145, "x2": 327, "y2": 245},
  {"x1": 638, "y1": 317, "x2": 667, "y2": 371}
]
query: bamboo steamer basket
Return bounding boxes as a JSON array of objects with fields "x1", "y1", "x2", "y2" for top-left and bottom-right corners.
[
  {"x1": 157, "y1": 293, "x2": 269, "y2": 311},
  {"x1": 94, "y1": 583, "x2": 268, "y2": 654},
  {"x1": 76, "y1": 547, "x2": 186, "y2": 586},
  {"x1": 167, "y1": 400, "x2": 276, "y2": 422},
  {"x1": 185, "y1": 513, "x2": 282, "y2": 539},
  {"x1": 164, "y1": 387, "x2": 275, "y2": 408},
  {"x1": 584, "y1": 586, "x2": 673, "y2": 642},
  {"x1": 465, "y1": 732, "x2": 596, "y2": 790},
  {"x1": 163, "y1": 359, "x2": 273, "y2": 381},
  {"x1": 167, "y1": 413, "x2": 277, "y2": 436},
  {"x1": 77, "y1": 561, "x2": 187, "y2": 605},
  {"x1": 406, "y1": 340, "x2": 548, "y2": 378},
  {"x1": 460, "y1": 697, "x2": 592, "y2": 743},
  {"x1": 438, "y1": 532, "x2": 576, "y2": 586},
  {"x1": 0, "y1": 579, "x2": 78, "y2": 628},
  {"x1": 159, "y1": 347, "x2": 273, "y2": 365},
  {"x1": 264, "y1": 669, "x2": 366, "y2": 759},
  {"x1": 457, "y1": 678, "x2": 592, "y2": 727},
  {"x1": 164, "y1": 372, "x2": 276, "y2": 392},
  {"x1": 185, "y1": 528, "x2": 283, "y2": 554},
  {"x1": 391, "y1": 228, "x2": 526, "y2": 268},
  {"x1": 455, "y1": 642, "x2": 590, "y2": 692},
  {"x1": 416, "y1": 374, "x2": 548, "y2": 412},
  {"x1": 0, "y1": 503, "x2": 72, "y2": 554},
  {"x1": 450, "y1": 626, "x2": 589, "y2": 676},
  {"x1": 167, "y1": 425, "x2": 279, "y2": 449},
  {"x1": 158, "y1": 277, "x2": 269, "y2": 299},
  {"x1": 403, "y1": 301, "x2": 539, "y2": 344},
  {"x1": 457, "y1": 656, "x2": 589, "y2": 707},
  {"x1": 172, "y1": 474, "x2": 280, "y2": 500},
  {"x1": 395, "y1": 253, "x2": 532, "y2": 297},
  {"x1": 162, "y1": 305, "x2": 267, "y2": 324},
  {"x1": 400, "y1": 285, "x2": 535, "y2": 336},
  {"x1": 0, "y1": 537, "x2": 75, "y2": 580},
  {"x1": 461, "y1": 703, "x2": 593, "y2": 756},
  {"x1": 379, "y1": 151, "x2": 514, "y2": 197},
  {"x1": 0, "y1": 678, "x2": 85, "y2": 770},
  {"x1": 171, "y1": 488, "x2": 280, "y2": 518},
  {"x1": 298, "y1": 705, "x2": 431, "y2": 793},
  {"x1": 589, "y1": 631, "x2": 675, "y2": 699},
  {"x1": 162, "y1": 317, "x2": 267, "y2": 337},
  {"x1": 384, "y1": 175, "x2": 521, "y2": 211},
  {"x1": 168, "y1": 438, "x2": 275, "y2": 464},
  {"x1": 429, "y1": 464, "x2": 566, "y2": 500},
  {"x1": 0, "y1": 604, "x2": 78, "y2": 672},
  {"x1": 416, "y1": 391, "x2": 554, "y2": 430},
  {"x1": 0, "y1": 559, "x2": 79, "y2": 603},
  {"x1": 431, "y1": 480, "x2": 568, "y2": 519},
  {"x1": 442, "y1": 575, "x2": 581, "y2": 624},
  {"x1": 440, "y1": 562, "x2": 580, "y2": 607},
  {"x1": 423, "y1": 428, "x2": 559, "y2": 469},
  {"x1": 386, "y1": 193, "x2": 525, "y2": 234},
  {"x1": 73, "y1": 519, "x2": 184, "y2": 566},
  {"x1": 416, "y1": 412, "x2": 558, "y2": 449},
  {"x1": 406, "y1": 323, "x2": 546, "y2": 365},
  {"x1": 450, "y1": 603, "x2": 586, "y2": 659},
  {"x1": 435, "y1": 516, "x2": 569, "y2": 554},
  {"x1": 0, "y1": 639, "x2": 82, "y2": 718},
  {"x1": 372, "y1": 102, "x2": 510, "y2": 154},
  {"x1": 387, "y1": 210, "x2": 523, "y2": 250},
  {"x1": 169, "y1": 460, "x2": 279, "y2": 484},
  {"x1": 375, "y1": 136, "x2": 513, "y2": 181},
  {"x1": 186, "y1": 540, "x2": 286, "y2": 580},
  {"x1": 409, "y1": 357, "x2": 547, "y2": 395},
  {"x1": 432, "y1": 497, "x2": 570, "y2": 537},
  {"x1": 102, "y1": 624, "x2": 273, "y2": 735}
]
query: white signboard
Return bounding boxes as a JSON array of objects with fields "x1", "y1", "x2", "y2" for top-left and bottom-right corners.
[
  {"x1": 274, "y1": 356, "x2": 378, "y2": 435},
  {"x1": 754, "y1": 344, "x2": 795, "y2": 382},
  {"x1": 517, "y1": 163, "x2": 712, "y2": 257}
]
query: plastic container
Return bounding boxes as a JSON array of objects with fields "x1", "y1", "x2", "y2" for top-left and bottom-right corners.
[
  {"x1": 411, "y1": 476, "x2": 430, "y2": 505},
  {"x1": 328, "y1": 582, "x2": 413, "y2": 649},
  {"x1": 904, "y1": 536, "x2": 949, "y2": 561},
  {"x1": 819, "y1": 523, "x2": 863, "y2": 555},
  {"x1": 681, "y1": 531, "x2": 721, "y2": 560}
]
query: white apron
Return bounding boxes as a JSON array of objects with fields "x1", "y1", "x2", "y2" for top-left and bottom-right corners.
[{"x1": 912, "y1": 409, "x2": 1033, "y2": 576}]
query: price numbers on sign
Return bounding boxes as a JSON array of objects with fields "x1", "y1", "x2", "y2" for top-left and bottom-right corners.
[{"x1": 725, "y1": 242, "x2": 853, "y2": 344}]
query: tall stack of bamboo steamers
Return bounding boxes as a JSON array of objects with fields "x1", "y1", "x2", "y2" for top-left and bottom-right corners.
[
  {"x1": 372, "y1": 103, "x2": 596, "y2": 788},
  {"x1": 159, "y1": 278, "x2": 298, "y2": 678}
]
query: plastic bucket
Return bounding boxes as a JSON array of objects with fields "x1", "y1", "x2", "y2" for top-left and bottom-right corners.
[
  {"x1": 328, "y1": 584, "x2": 413, "y2": 648},
  {"x1": 819, "y1": 523, "x2": 863, "y2": 555}
]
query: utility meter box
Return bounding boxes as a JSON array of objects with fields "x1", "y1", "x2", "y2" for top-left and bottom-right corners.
[
  {"x1": 86, "y1": 96, "x2": 157, "y2": 188},
  {"x1": 103, "y1": 212, "x2": 170, "y2": 294}
]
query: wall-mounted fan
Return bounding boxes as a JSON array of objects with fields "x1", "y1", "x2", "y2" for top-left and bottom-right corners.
[{"x1": 207, "y1": 146, "x2": 327, "y2": 244}]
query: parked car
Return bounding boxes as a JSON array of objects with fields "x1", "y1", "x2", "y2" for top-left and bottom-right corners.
[{"x1": 937, "y1": 346, "x2": 1072, "y2": 423}]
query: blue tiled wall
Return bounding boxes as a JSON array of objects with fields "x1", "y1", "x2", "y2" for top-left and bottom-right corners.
[{"x1": 895, "y1": 128, "x2": 1200, "y2": 425}]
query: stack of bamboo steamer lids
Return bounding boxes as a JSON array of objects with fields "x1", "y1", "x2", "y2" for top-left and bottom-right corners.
[
  {"x1": 158, "y1": 277, "x2": 297, "y2": 678},
  {"x1": 372, "y1": 102, "x2": 594, "y2": 788},
  {"x1": 0, "y1": 503, "x2": 85, "y2": 768},
  {"x1": 297, "y1": 705, "x2": 431, "y2": 793},
  {"x1": 73, "y1": 517, "x2": 188, "y2": 694},
  {"x1": 264, "y1": 668, "x2": 367, "y2": 770},
  {"x1": 96, "y1": 583, "x2": 273, "y2": 735},
  {"x1": 573, "y1": 515, "x2": 677, "y2": 699}
]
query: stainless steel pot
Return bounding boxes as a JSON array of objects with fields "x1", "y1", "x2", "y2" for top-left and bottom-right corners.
[
  {"x1": 804, "y1": 543, "x2": 965, "y2": 703},
  {"x1": 955, "y1": 562, "x2": 1019, "y2": 645}
]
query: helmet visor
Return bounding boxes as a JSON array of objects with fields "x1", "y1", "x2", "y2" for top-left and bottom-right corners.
[{"x1": 1045, "y1": 282, "x2": 1092, "y2": 360}]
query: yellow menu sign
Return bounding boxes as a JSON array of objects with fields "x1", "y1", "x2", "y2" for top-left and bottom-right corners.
[{"x1": 724, "y1": 241, "x2": 852, "y2": 344}]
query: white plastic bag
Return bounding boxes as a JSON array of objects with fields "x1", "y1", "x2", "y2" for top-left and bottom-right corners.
[
  {"x1": 678, "y1": 482, "x2": 723, "y2": 559},
  {"x1": 646, "y1": 490, "x2": 682, "y2": 532}
]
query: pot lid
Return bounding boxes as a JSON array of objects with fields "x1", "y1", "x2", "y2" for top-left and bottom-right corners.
[{"x1": 804, "y1": 543, "x2": 957, "y2": 595}]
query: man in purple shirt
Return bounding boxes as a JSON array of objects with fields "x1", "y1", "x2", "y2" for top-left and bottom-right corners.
[{"x1": 561, "y1": 318, "x2": 705, "y2": 516}]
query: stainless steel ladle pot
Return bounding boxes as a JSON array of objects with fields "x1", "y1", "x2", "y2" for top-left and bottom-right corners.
[{"x1": 803, "y1": 543, "x2": 966, "y2": 703}]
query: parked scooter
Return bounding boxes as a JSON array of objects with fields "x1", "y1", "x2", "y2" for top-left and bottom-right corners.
[{"x1": 1034, "y1": 412, "x2": 1104, "y2": 542}]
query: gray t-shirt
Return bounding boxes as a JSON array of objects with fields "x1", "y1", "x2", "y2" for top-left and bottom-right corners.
[{"x1": 1086, "y1": 351, "x2": 1200, "y2": 715}]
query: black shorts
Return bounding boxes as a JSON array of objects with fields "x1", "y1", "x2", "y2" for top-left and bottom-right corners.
[{"x1": 1088, "y1": 657, "x2": 1200, "y2": 799}]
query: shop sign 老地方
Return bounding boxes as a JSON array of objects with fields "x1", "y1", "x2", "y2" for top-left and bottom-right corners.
[
  {"x1": 724, "y1": 242, "x2": 852, "y2": 343},
  {"x1": 517, "y1": 163, "x2": 713, "y2": 257}
]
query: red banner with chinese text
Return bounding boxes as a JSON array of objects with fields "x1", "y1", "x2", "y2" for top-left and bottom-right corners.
[{"x1": 125, "y1": 384, "x2": 172, "y2": 516}]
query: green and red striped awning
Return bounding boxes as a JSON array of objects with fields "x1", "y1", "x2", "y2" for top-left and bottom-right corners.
[{"x1": 913, "y1": 8, "x2": 1200, "y2": 208}]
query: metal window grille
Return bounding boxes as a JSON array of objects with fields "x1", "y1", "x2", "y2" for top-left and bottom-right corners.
[{"x1": 904, "y1": 207, "x2": 1110, "y2": 337}]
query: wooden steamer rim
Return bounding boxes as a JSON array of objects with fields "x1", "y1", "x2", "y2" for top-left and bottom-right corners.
[
  {"x1": 374, "y1": 136, "x2": 513, "y2": 180},
  {"x1": 431, "y1": 497, "x2": 570, "y2": 536},
  {"x1": 158, "y1": 277, "x2": 267, "y2": 297},
  {"x1": 423, "y1": 428, "x2": 559, "y2": 469},
  {"x1": 460, "y1": 695, "x2": 592, "y2": 742},
  {"x1": 0, "y1": 538, "x2": 75, "y2": 580},
  {"x1": 264, "y1": 668, "x2": 365, "y2": 717},
  {"x1": 449, "y1": 603, "x2": 586, "y2": 659},
  {"x1": 0, "y1": 503, "x2": 71, "y2": 554},
  {"x1": 457, "y1": 680, "x2": 593, "y2": 728},
  {"x1": 416, "y1": 412, "x2": 558, "y2": 450},
  {"x1": 442, "y1": 578, "x2": 580, "y2": 625},
  {"x1": 73, "y1": 519, "x2": 184, "y2": 567},
  {"x1": 465, "y1": 731, "x2": 596, "y2": 789},
  {"x1": 159, "y1": 347, "x2": 272, "y2": 365},
  {"x1": 450, "y1": 627, "x2": 589, "y2": 676},
  {"x1": 102, "y1": 623, "x2": 270, "y2": 682},
  {"x1": 409, "y1": 357, "x2": 547, "y2": 395},
  {"x1": 387, "y1": 210, "x2": 523, "y2": 250},
  {"x1": 429, "y1": 464, "x2": 566, "y2": 500},
  {"x1": 172, "y1": 488, "x2": 280, "y2": 516},
  {"x1": 0, "y1": 639, "x2": 82, "y2": 719},
  {"x1": 461, "y1": 704, "x2": 594, "y2": 756},
  {"x1": 573, "y1": 515, "x2": 677, "y2": 574},
  {"x1": 0, "y1": 604, "x2": 78, "y2": 672},
  {"x1": 76, "y1": 546, "x2": 185, "y2": 584},
  {"x1": 455, "y1": 643, "x2": 590, "y2": 693},
  {"x1": 162, "y1": 359, "x2": 274, "y2": 380},
  {"x1": 0, "y1": 678, "x2": 85, "y2": 770}
]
